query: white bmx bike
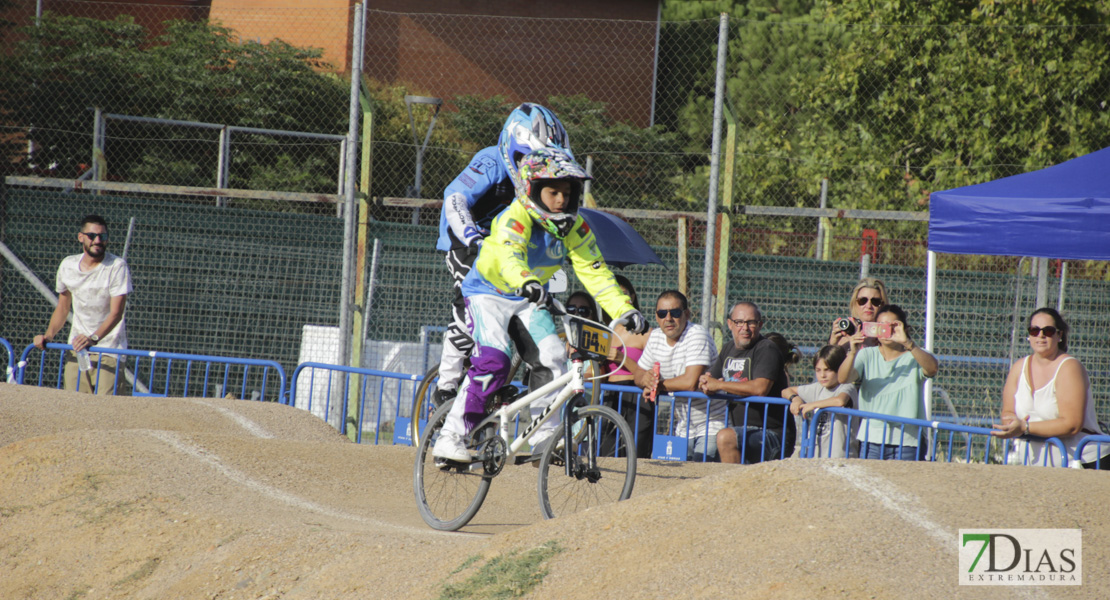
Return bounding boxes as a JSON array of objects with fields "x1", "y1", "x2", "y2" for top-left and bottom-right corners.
[{"x1": 413, "y1": 303, "x2": 637, "y2": 531}]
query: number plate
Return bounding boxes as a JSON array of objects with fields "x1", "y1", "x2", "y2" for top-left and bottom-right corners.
[{"x1": 569, "y1": 317, "x2": 611, "y2": 361}]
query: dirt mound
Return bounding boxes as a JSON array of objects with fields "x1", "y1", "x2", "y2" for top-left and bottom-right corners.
[{"x1": 1, "y1": 386, "x2": 1105, "y2": 599}]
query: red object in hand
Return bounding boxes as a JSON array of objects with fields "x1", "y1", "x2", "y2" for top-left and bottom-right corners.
[{"x1": 644, "y1": 362, "x2": 661, "y2": 403}]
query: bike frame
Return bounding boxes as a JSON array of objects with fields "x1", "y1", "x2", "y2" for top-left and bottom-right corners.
[{"x1": 476, "y1": 356, "x2": 587, "y2": 460}]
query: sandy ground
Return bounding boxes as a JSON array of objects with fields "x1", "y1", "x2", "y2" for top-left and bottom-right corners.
[{"x1": 1, "y1": 384, "x2": 1106, "y2": 599}]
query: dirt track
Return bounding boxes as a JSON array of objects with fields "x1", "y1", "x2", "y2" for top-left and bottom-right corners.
[{"x1": 1, "y1": 385, "x2": 1106, "y2": 599}]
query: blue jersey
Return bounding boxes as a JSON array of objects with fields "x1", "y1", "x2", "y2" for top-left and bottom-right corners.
[{"x1": 436, "y1": 146, "x2": 516, "y2": 251}]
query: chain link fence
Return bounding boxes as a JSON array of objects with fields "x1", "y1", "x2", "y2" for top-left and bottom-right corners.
[{"x1": 3, "y1": 1, "x2": 1109, "y2": 425}]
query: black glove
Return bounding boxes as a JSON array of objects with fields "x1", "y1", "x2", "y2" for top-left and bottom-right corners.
[
  {"x1": 617, "y1": 310, "x2": 649, "y2": 335},
  {"x1": 518, "y1": 280, "x2": 549, "y2": 306},
  {"x1": 466, "y1": 237, "x2": 482, "y2": 257}
]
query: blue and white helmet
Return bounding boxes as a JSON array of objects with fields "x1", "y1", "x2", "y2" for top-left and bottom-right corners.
[
  {"x1": 517, "y1": 148, "x2": 590, "y2": 239},
  {"x1": 498, "y1": 103, "x2": 572, "y2": 192}
]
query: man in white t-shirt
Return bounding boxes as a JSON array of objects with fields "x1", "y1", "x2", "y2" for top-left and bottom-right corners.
[
  {"x1": 34, "y1": 214, "x2": 133, "y2": 394},
  {"x1": 630, "y1": 290, "x2": 718, "y2": 461}
]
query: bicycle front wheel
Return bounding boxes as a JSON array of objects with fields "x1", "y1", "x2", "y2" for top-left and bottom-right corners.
[
  {"x1": 537, "y1": 404, "x2": 636, "y2": 520},
  {"x1": 413, "y1": 399, "x2": 492, "y2": 531}
]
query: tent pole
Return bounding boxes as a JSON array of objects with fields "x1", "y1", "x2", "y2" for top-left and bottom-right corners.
[
  {"x1": 924, "y1": 250, "x2": 937, "y2": 424},
  {"x1": 1057, "y1": 262, "x2": 1067, "y2": 312},
  {"x1": 1035, "y1": 257, "x2": 1049, "y2": 308}
]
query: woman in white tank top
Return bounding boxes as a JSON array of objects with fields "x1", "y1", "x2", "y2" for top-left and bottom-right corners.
[{"x1": 992, "y1": 308, "x2": 1109, "y2": 469}]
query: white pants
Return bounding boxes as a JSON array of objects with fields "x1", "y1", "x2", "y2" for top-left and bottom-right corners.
[{"x1": 442, "y1": 293, "x2": 567, "y2": 443}]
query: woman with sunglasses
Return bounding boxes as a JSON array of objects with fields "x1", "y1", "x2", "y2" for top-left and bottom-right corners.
[
  {"x1": 830, "y1": 277, "x2": 889, "y2": 348},
  {"x1": 565, "y1": 291, "x2": 599, "y2": 320},
  {"x1": 992, "y1": 308, "x2": 1110, "y2": 469}
]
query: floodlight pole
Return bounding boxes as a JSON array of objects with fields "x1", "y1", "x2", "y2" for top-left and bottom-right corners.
[{"x1": 405, "y1": 95, "x2": 443, "y2": 200}]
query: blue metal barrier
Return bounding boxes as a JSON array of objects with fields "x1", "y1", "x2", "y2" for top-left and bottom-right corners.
[
  {"x1": 805, "y1": 406, "x2": 1070, "y2": 467},
  {"x1": 1, "y1": 337, "x2": 15, "y2": 383},
  {"x1": 589, "y1": 384, "x2": 795, "y2": 464},
  {"x1": 1074, "y1": 435, "x2": 1110, "y2": 470},
  {"x1": 289, "y1": 362, "x2": 423, "y2": 443},
  {"x1": 19, "y1": 343, "x2": 286, "y2": 402}
]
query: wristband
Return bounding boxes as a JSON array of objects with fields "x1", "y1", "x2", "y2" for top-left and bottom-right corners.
[
  {"x1": 1023, "y1": 418, "x2": 1030, "y2": 436},
  {"x1": 789, "y1": 394, "x2": 801, "y2": 402}
]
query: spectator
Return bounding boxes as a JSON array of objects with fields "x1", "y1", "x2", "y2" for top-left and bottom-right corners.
[
  {"x1": 602, "y1": 275, "x2": 652, "y2": 458},
  {"x1": 33, "y1": 214, "x2": 132, "y2": 395},
  {"x1": 633, "y1": 290, "x2": 718, "y2": 461},
  {"x1": 786, "y1": 345, "x2": 858, "y2": 458},
  {"x1": 991, "y1": 308, "x2": 1110, "y2": 469},
  {"x1": 838, "y1": 304, "x2": 937, "y2": 461},
  {"x1": 702, "y1": 302, "x2": 795, "y2": 464},
  {"x1": 830, "y1": 277, "x2": 889, "y2": 349},
  {"x1": 565, "y1": 290, "x2": 600, "y2": 322}
]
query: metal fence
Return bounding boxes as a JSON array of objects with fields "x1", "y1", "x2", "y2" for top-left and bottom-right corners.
[{"x1": 3, "y1": 1, "x2": 1110, "y2": 426}]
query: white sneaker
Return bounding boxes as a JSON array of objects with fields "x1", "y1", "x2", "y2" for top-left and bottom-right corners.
[{"x1": 432, "y1": 430, "x2": 472, "y2": 462}]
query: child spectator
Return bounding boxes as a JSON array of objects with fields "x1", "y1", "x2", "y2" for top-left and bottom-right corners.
[{"x1": 786, "y1": 345, "x2": 858, "y2": 458}]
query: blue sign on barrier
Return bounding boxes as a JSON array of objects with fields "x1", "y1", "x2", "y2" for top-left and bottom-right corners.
[
  {"x1": 651, "y1": 396, "x2": 687, "y2": 461},
  {"x1": 393, "y1": 416, "x2": 414, "y2": 446}
]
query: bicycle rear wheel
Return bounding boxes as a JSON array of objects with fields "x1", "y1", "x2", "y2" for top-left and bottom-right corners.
[
  {"x1": 410, "y1": 364, "x2": 440, "y2": 446},
  {"x1": 413, "y1": 399, "x2": 493, "y2": 531},
  {"x1": 537, "y1": 404, "x2": 636, "y2": 520}
]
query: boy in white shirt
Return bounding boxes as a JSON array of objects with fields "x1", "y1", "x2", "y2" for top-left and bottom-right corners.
[{"x1": 787, "y1": 344, "x2": 858, "y2": 458}]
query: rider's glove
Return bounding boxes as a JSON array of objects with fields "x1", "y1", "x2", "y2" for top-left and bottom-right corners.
[
  {"x1": 465, "y1": 237, "x2": 482, "y2": 257},
  {"x1": 518, "y1": 280, "x2": 549, "y2": 306},
  {"x1": 462, "y1": 226, "x2": 483, "y2": 256},
  {"x1": 616, "y1": 309, "x2": 649, "y2": 335}
]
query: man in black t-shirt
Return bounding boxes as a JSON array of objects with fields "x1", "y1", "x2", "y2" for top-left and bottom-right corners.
[{"x1": 698, "y1": 302, "x2": 794, "y2": 463}]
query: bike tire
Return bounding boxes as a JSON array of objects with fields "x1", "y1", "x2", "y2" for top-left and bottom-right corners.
[
  {"x1": 410, "y1": 364, "x2": 440, "y2": 446},
  {"x1": 413, "y1": 399, "x2": 493, "y2": 531},
  {"x1": 537, "y1": 403, "x2": 636, "y2": 520}
]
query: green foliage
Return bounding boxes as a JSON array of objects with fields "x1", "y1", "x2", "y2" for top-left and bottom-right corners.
[
  {"x1": 361, "y1": 79, "x2": 471, "y2": 199},
  {"x1": 439, "y1": 541, "x2": 563, "y2": 600},
  {"x1": 659, "y1": 0, "x2": 1110, "y2": 235},
  {"x1": 548, "y1": 95, "x2": 683, "y2": 210},
  {"x1": 447, "y1": 95, "x2": 514, "y2": 152},
  {"x1": 1, "y1": 14, "x2": 348, "y2": 192}
]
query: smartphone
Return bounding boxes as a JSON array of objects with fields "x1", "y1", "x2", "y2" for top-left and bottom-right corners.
[{"x1": 862, "y1": 321, "x2": 893, "y2": 339}]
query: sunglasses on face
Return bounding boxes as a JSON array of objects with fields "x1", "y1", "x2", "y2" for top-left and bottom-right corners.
[
  {"x1": 81, "y1": 231, "x2": 108, "y2": 241},
  {"x1": 856, "y1": 296, "x2": 882, "y2": 307},
  {"x1": 1028, "y1": 326, "x2": 1059, "y2": 338},
  {"x1": 656, "y1": 308, "x2": 684, "y2": 320},
  {"x1": 566, "y1": 305, "x2": 592, "y2": 317}
]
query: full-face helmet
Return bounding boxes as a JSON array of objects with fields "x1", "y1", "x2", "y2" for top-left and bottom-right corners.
[
  {"x1": 517, "y1": 148, "x2": 590, "y2": 239},
  {"x1": 498, "y1": 103, "x2": 572, "y2": 192}
]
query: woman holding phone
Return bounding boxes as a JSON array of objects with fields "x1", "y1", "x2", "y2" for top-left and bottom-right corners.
[{"x1": 838, "y1": 304, "x2": 938, "y2": 461}]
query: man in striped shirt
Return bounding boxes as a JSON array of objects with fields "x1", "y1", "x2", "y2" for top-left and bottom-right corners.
[{"x1": 631, "y1": 290, "x2": 719, "y2": 461}]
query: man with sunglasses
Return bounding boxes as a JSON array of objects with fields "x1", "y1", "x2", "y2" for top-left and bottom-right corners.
[
  {"x1": 699, "y1": 302, "x2": 794, "y2": 464},
  {"x1": 34, "y1": 214, "x2": 132, "y2": 394},
  {"x1": 631, "y1": 290, "x2": 718, "y2": 461}
]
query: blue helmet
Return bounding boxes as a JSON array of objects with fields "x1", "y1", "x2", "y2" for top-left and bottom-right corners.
[{"x1": 498, "y1": 103, "x2": 572, "y2": 192}]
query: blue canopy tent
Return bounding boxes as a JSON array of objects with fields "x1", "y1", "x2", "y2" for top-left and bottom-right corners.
[
  {"x1": 929, "y1": 146, "x2": 1110, "y2": 260},
  {"x1": 922, "y1": 146, "x2": 1110, "y2": 422}
]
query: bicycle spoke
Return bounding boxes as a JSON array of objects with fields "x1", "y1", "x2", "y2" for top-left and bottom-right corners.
[
  {"x1": 413, "y1": 400, "x2": 492, "y2": 531},
  {"x1": 537, "y1": 405, "x2": 636, "y2": 520}
]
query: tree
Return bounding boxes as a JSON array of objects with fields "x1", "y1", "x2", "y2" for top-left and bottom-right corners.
[{"x1": 1, "y1": 14, "x2": 349, "y2": 193}]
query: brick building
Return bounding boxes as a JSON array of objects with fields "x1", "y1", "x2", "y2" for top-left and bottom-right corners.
[{"x1": 5, "y1": 0, "x2": 661, "y2": 126}]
